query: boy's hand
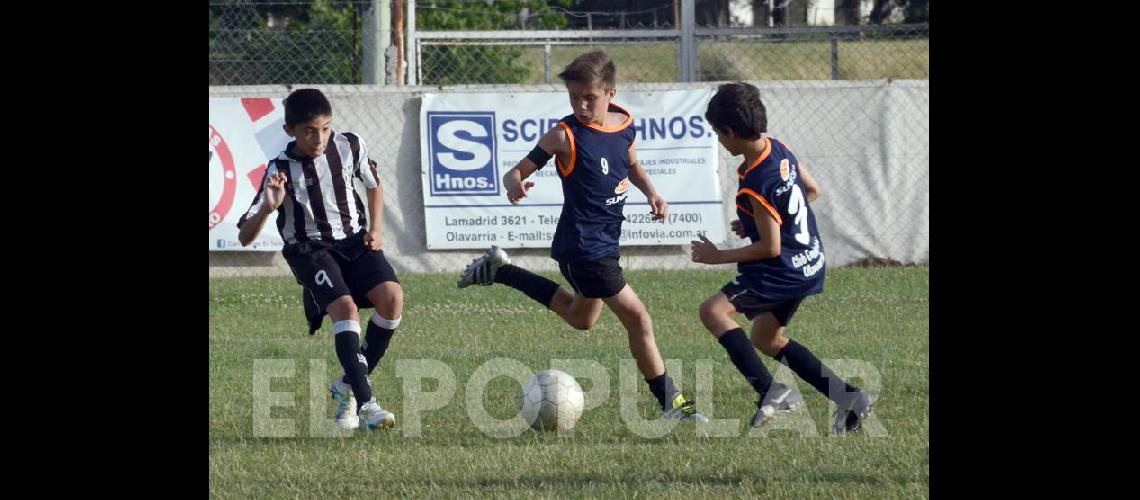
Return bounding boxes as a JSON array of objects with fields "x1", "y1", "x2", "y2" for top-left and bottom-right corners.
[
  {"x1": 730, "y1": 219, "x2": 748, "y2": 238},
  {"x1": 647, "y1": 194, "x2": 669, "y2": 222},
  {"x1": 507, "y1": 180, "x2": 536, "y2": 205},
  {"x1": 690, "y1": 233, "x2": 721, "y2": 264},
  {"x1": 262, "y1": 172, "x2": 287, "y2": 211},
  {"x1": 364, "y1": 228, "x2": 382, "y2": 251}
]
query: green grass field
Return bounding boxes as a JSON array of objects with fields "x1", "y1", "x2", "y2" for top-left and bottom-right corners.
[{"x1": 210, "y1": 267, "x2": 928, "y2": 497}]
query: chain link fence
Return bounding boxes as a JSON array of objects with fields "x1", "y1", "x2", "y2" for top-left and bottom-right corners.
[
  {"x1": 696, "y1": 25, "x2": 927, "y2": 81},
  {"x1": 415, "y1": 24, "x2": 926, "y2": 85},
  {"x1": 210, "y1": 1, "x2": 927, "y2": 86},
  {"x1": 210, "y1": 0, "x2": 373, "y2": 85}
]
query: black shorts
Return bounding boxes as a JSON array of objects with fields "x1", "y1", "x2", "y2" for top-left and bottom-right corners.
[
  {"x1": 282, "y1": 231, "x2": 399, "y2": 312},
  {"x1": 558, "y1": 254, "x2": 627, "y2": 299},
  {"x1": 720, "y1": 275, "x2": 805, "y2": 326}
]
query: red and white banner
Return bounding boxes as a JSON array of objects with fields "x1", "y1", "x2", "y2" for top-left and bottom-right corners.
[{"x1": 209, "y1": 98, "x2": 288, "y2": 251}]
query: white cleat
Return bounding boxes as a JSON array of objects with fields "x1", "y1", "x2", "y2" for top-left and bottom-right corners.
[
  {"x1": 359, "y1": 398, "x2": 396, "y2": 430},
  {"x1": 330, "y1": 377, "x2": 359, "y2": 431}
]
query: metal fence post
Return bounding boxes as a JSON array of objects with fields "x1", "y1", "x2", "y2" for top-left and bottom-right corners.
[
  {"x1": 379, "y1": 0, "x2": 390, "y2": 85},
  {"x1": 406, "y1": 0, "x2": 417, "y2": 85},
  {"x1": 830, "y1": 37, "x2": 839, "y2": 80},
  {"x1": 362, "y1": 0, "x2": 385, "y2": 84},
  {"x1": 544, "y1": 43, "x2": 552, "y2": 84},
  {"x1": 679, "y1": 0, "x2": 696, "y2": 82}
]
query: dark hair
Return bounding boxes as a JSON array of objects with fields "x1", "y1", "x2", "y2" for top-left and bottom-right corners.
[
  {"x1": 283, "y1": 88, "x2": 333, "y2": 126},
  {"x1": 557, "y1": 50, "x2": 616, "y2": 88},
  {"x1": 704, "y1": 82, "x2": 767, "y2": 140}
]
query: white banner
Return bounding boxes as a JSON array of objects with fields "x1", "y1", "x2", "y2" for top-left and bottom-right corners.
[
  {"x1": 419, "y1": 89, "x2": 725, "y2": 250},
  {"x1": 209, "y1": 98, "x2": 289, "y2": 251}
]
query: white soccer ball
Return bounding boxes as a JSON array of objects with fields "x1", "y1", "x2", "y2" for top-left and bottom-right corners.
[{"x1": 519, "y1": 369, "x2": 585, "y2": 431}]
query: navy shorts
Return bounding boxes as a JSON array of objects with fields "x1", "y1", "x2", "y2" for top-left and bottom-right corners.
[
  {"x1": 558, "y1": 254, "x2": 627, "y2": 299},
  {"x1": 720, "y1": 275, "x2": 805, "y2": 326}
]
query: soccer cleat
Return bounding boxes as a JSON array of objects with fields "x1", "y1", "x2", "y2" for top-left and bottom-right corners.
[
  {"x1": 329, "y1": 376, "x2": 359, "y2": 430},
  {"x1": 359, "y1": 398, "x2": 396, "y2": 430},
  {"x1": 831, "y1": 390, "x2": 873, "y2": 436},
  {"x1": 750, "y1": 382, "x2": 804, "y2": 428},
  {"x1": 457, "y1": 245, "x2": 511, "y2": 288},
  {"x1": 661, "y1": 394, "x2": 709, "y2": 422}
]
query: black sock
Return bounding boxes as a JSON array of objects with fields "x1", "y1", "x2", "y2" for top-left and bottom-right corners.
[
  {"x1": 776, "y1": 340, "x2": 858, "y2": 403},
  {"x1": 333, "y1": 321, "x2": 372, "y2": 404},
  {"x1": 646, "y1": 373, "x2": 679, "y2": 410},
  {"x1": 493, "y1": 264, "x2": 560, "y2": 306},
  {"x1": 362, "y1": 314, "x2": 397, "y2": 375},
  {"x1": 718, "y1": 328, "x2": 775, "y2": 399}
]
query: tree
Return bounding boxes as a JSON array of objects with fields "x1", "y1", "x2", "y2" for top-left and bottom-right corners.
[
  {"x1": 287, "y1": 0, "x2": 363, "y2": 83},
  {"x1": 417, "y1": 0, "x2": 571, "y2": 85},
  {"x1": 209, "y1": 0, "x2": 362, "y2": 85},
  {"x1": 903, "y1": 0, "x2": 928, "y2": 24},
  {"x1": 696, "y1": 0, "x2": 731, "y2": 27}
]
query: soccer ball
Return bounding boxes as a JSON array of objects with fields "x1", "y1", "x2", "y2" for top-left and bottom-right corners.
[{"x1": 519, "y1": 369, "x2": 585, "y2": 431}]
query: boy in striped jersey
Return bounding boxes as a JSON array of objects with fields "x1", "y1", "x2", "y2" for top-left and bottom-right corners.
[{"x1": 237, "y1": 88, "x2": 402, "y2": 431}]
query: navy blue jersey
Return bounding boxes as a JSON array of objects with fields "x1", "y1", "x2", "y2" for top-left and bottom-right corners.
[
  {"x1": 539, "y1": 103, "x2": 636, "y2": 263},
  {"x1": 734, "y1": 137, "x2": 825, "y2": 301}
]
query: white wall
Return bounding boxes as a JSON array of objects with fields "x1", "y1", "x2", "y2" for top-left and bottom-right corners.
[{"x1": 209, "y1": 80, "x2": 928, "y2": 277}]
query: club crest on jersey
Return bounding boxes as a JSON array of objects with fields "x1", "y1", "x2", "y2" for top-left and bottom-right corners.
[
  {"x1": 779, "y1": 159, "x2": 790, "y2": 181},
  {"x1": 614, "y1": 177, "x2": 630, "y2": 194}
]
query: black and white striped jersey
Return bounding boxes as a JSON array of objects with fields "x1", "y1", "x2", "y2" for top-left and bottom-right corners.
[{"x1": 238, "y1": 131, "x2": 379, "y2": 244}]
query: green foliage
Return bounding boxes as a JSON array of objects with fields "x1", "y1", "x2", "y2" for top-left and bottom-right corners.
[{"x1": 418, "y1": 0, "x2": 571, "y2": 85}]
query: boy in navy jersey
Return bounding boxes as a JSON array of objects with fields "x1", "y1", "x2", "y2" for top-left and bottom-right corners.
[
  {"x1": 690, "y1": 82, "x2": 872, "y2": 435},
  {"x1": 458, "y1": 51, "x2": 706, "y2": 422}
]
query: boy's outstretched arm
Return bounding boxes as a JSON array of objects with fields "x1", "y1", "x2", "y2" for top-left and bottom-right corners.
[
  {"x1": 691, "y1": 196, "x2": 780, "y2": 265},
  {"x1": 798, "y1": 163, "x2": 822, "y2": 202},
  {"x1": 627, "y1": 142, "x2": 668, "y2": 222},
  {"x1": 237, "y1": 170, "x2": 286, "y2": 246},
  {"x1": 503, "y1": 125, "x2": 568, "y2": 205},
  {"x1": 503, "y1": 160, "x2": 539, "y2": 205}
]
